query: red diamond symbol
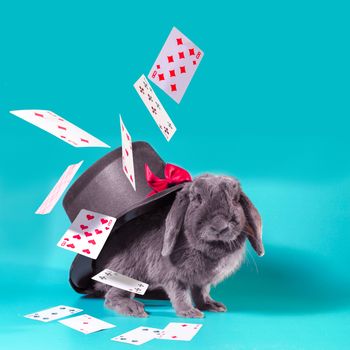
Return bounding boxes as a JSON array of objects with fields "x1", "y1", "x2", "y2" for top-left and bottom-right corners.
[
  {"x1": 176, "y1": 38, "x2": 183, "y2": 45},
  {"x1": 189, "y1": 48, "x2": 195, "y2": 56},
  {"x1": 180, "y1": 66, "x2": 186, "y2": 74},
  {"x1": 178, "y1": 51, "x2": 185, "y2": 59},
  {"x1": 169, "y1": 69, "x2": 176, "y2": 77},
  {"x1": 158, "y1": 73, "x2": 165, "y2": 81},
  {"x1": 170, "y1": 84, "x2": 177, "y2": 92},
  {"x1": 167, "y1": 55, "x2": 174, "y2": 63},
  {"x1": 156, "y1": 64, "x2": 160, "y2": 69},
  {"x1": 193, "y1": 60, "x2": 197, "y2": 65}
]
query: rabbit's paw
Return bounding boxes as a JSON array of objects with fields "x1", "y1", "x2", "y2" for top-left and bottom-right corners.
[
  {"x1": 106, "y1": 298, "x2": 148, "y2": 318},
  {"x1": 177, "y1": 307, "x2": 204, "y2": 318},
  {"x1": 198, "y1": 300, "x2": 227, "y2": 312}
]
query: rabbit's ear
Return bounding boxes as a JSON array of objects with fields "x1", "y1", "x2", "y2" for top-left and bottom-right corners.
[
  {"x1": 240, "y1": 192, "x2": 264, "y2": 257},
  {"x1": 162, "y1": 188, "x2": 190, "y2": 256}
]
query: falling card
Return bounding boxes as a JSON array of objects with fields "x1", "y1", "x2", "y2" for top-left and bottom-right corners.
[
  {"x1": 35, "y1": 161, "x2": 83, "y2": 215},
  {"x1": 134, "y1": 75, "x2": 176, "y2": 141},
  {"x1": 24, "y1": 305, "x2": 83, "y2": 322},
  {"x1": 59, "y1": 314, "x2": 115, "y2": 334},
  {"x1": 57, "y1": 209, "x2": 116, "y2": 259},
  {"x1": 148, "y1": 27, "x2": 204, "y2": 103},
  {"x1": 159, "y1": 322, "x2": 202, "y2": 341},
  {"x1": 92, "y1": 269, "x2": 149, "y2": 295},
  {"x1": 9, "y1": 110, "x2": 110, "y2": 148},
  {"x1": 120, "y1": 115, "x2": 136, "y2": 190},
  {"x1": 111, "y1": 326, "x2": 162, "y2": 346}
]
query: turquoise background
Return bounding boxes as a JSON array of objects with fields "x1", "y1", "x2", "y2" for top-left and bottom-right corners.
[{"x1": 1, "y1": 0, "x2": 349, "y2": 348}]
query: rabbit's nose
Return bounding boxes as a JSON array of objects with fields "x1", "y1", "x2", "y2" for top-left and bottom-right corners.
[{"x1": 211, "y1": 219, "x2": 229, "y2": 234}]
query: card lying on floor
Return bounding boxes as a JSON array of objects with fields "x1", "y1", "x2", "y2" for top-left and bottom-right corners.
[
  {"x1": 59, "y1": 314, "x2": 115, "y2": 334},
  {"x1": 92, "y1": 269, "x2": 149, "y2": 295},
  {"x1": 57, "y1": 209, "x2": 116, "y2": 259},
  {"x1": 120, "y1": 115, "x2": 136, "y2": 190},
  {"x1": 148, "y1": 27, "x2": 204, "y2": 103},
  {"x1": 134, "y1": 75, "x2": 176, "y2": 141},
  {"x1": 35, "y1": 161, "x2": 83, "y2": 214},
  {"x1": 158, "y1": 322, "x2": 202, "y2": 341},
  {"x1": 111, "y1": 326, "x2": 162, "y2": 345},
  {"x1": 9, "y1": 110, "x2": 110, "y2": 148},
  {"x1": 24, "y1": 305, "x2": 83, "y2": 322}
]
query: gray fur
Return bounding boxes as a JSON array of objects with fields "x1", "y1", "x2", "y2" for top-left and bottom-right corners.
[{"x1": 93, "y1": 174, "x2": 263, "y2": 318}]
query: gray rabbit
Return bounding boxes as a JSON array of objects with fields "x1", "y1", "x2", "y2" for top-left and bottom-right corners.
[{"x1": 93, "y1": 174, "x2": 264, "y2": 318}]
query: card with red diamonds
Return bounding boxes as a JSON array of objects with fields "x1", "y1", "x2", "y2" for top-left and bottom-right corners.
[
  {"x1": 57, "y1": 209, "x2": 116, "y2": 259},
  {"x1": 10, "y1": 110, "x2": 110, "y2": 148},
  {"x1": 148, "y1": 27, "x2": 204, "y2": 103}
]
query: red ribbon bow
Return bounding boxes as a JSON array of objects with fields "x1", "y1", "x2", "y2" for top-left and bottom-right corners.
[{"x1": 145, "y1": 163, "x2": 192, "y2": 196}]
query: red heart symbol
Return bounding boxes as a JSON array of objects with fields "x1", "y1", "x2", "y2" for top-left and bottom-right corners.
[
  {"x1": 82, "y1": 249, "x2": 90, "y2": 254},
  {"x1": 84, "y1": 231, "x2": 92, "y2": 237},
  {"x1": 105, "y1": 227, "x2": 110, "y2": 230},
  {"x1": 125, "y1": 149, "x2": 129, "y2": 156},
  {"x1": 181, "y1": 324, "x2": 188, "y2": 327},
  {"x1": 64, "y1": 238, "x2": 69, "y2": 241},
  {"x1": 126, "y1": 133, "x2": 130, "y2": 141},
  {"x1": 80, "y1": 224, "x2": 88, "y2": 230},
  {"x1": 101, "y1": 218, "x2": 108, "y2": 225},
  {"x1": 67, "y1": 244, "x2": 75, "y2": 249},
  {"x1": 73, "y1": 234, "x2": 81, "y2": 240},
  {"x1": 95, "y1": 229, "x2": 102, "y2": 234},
  {"x1": 172, "y1": 336, "x2": 177, "y2": 339},
  {"x1": 88, "y1": 239, "x2": 96, "y2": 245},
  {"x1": 124, "y1": 166, "x2": 128, "y2": 174},
  {"x1": 86, "y1": 214, "x2": 94, "y2": 221}
]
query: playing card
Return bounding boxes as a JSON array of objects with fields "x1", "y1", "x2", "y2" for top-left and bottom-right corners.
[
  {"x1": 148, "y1": 27, "x2": 204, "y2": 103},
  {"x1": 57, "y1": 209, "x2": 116, "y2": 259},
  {"x1": 59, "y1": 314, "x2": 115, "y2": 334},
  {"x1": 24, "y1": 305, "x2": 83, "y2": 322},
  {"x1": 92, "y1": 269, "x2": 149, "y2": 295},
  {"x1": 111, "y1": 326, "x2": 162, "y2": 345},
  {"x1": 35, "y1": 161, "x2": 83, "y2": 214},
  {"x1": 120, "y1": 115, "x2": 136, "y2": 190},
  {"x1": 9, "y1": 110, "x2": 110, "y2": 148},
  {"x1": 158, "y1": 322, "x2": 202, "y2": 341},
  {"x1": 134, "y1": 75, "x2": 176, "y2": 141}
]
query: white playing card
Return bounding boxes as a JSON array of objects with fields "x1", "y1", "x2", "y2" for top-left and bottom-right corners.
[
  {"x1": 120, "y1": 115, "x2": 136, "y2": 190},
  {"x1": 59, "y1": 314, "x2": 115, "y2": 334},
  {"x1": 35, "y1": 161, "x2": 83, "y2": 215},
  {"x1": 134, "y1": 75, "x2": 176, "y2": 141},
  {"x1": 158, "y1": 322, "x2": 202, "y2": 341},
  {"x1": 9, "y1": 110, "x2": 110, "y2": 148},
  {"x1": 92, "y1": 269, "x2": 149, "y2": 295},
  {"x1": 111, "y1": 326, "x2": 162, "y2": 345},
  {"x1": 148, "y1": 27, "x2": 204, "y2": 103},
  {"x1": 24, "y1": 305, "x2": 83, "y2": 322},
  {"x1": 57, "y1": 209, "x2": 116, "y2": 259}
]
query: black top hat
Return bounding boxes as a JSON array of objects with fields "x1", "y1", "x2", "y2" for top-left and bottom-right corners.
[{"x1": 63, "y1": 141, "x2": 185, "y2": 295}]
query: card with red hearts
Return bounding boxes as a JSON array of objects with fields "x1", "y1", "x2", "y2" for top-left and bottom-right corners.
[
  {"x1": 59, "y1": 314, "x2": 115, "y2": 334},
  {"x1": 120, "y1": 115, "x2": 136, "y2": 190},
  {"x1": 57, "y1": 209, "x2": 116, "y2": 259},
  {"x1": 158, "y1": 322, "x2": 202, "y2": 341},
  {"x1": 148, "y1": 27, "x2": 204, "y2": 104},
  {"x1": 10, "y1": 109, "x2": 110, "y2": 148}
]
